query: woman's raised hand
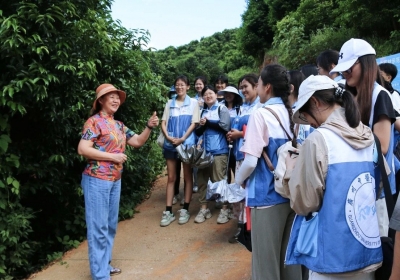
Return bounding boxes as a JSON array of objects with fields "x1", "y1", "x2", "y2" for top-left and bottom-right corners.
[{"x1": 147, "y1": 111, "x2": 159, "y2": 128}]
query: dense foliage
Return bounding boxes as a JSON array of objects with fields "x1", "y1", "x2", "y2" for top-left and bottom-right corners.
[
  {"x1": 269, "y1": 0, "x2": 400, "y2": 69},
  {"x1": 0, "y1": 0, "x2": 165, "y2": 278},
  {"x1": 152, "y1": 0, "x2": 400, "y2": 89},
  {"x1": 150, "y1": 29, "x2": 257, "y2": 91}
]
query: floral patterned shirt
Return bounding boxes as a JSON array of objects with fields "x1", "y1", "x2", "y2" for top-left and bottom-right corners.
[{"x1": 81, "y1": 111, "x2": 135, "y2": 181}]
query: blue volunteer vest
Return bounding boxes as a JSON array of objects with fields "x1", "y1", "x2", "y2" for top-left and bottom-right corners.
[
  {"x1": 163, "y1": 95, "x2": 197, "y2": 151},
  {"x1": 234, "y1": 96, "x2": 261, "y2": 161},
  {"x1": 246, "y1": 98, "x2": 292, "y2": 207},
  {"x1": 285, "y1": 128, "x2": 382, "y2": 273},
  {"x1": 201, "y1": 103, "x2": 229, "y2": 155},
  {"x1": 297, "y1": 124, "x2": 313, "y2": 145}
]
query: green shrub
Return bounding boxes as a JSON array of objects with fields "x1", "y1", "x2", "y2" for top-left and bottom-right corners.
[{"x1": 0, "y1": 1, "x2": 166, "y2": 278}]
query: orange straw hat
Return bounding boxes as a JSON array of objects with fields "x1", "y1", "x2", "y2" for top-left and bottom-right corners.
[{"x1": 93, "y1": 83, "x2": 126, "y2": 111}]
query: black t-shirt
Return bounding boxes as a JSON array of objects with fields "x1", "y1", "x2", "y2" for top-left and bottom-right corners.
[{"x1": 372, "y1": 90, "x2": 396, "y2": 126}]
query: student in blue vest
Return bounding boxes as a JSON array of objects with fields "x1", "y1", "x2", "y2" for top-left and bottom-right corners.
[
  {"x1": 227, "y1": 74, "x2": 263, "y2": 171},
  {"x1": 193, "y1": 76, "x2": 207, "y2": 110},
  {"x1": 330, "y1": 38, "x2": 396, "y2": 237},
  {"x1": 160, "y1": 75, "x2": 200, "y2": 226},
  {"x1": 191, "y1": 76, "x2": 207, "y2": 194},
  {"x1": 194, "y1": 85, "x2": 231, "y2": 224},
  {"x1": 285, "y1": 74, "x2": 382, "y2": 279},
  {"x1": 234, "y1": 64, "x2": 302, "y2": 279},
  {"x1": 226, "y1": 74, "x2": 261, "y2": 243},
  {"x1": 219, "y1": 85, "x2": 243, "y2": 185},
  {"x1": 167, "y1": 85, "x2": 184, "y2": 206}
]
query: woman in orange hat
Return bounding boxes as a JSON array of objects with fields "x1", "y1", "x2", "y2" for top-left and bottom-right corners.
[{"x1": 77, "y1": 83, "x2": 159, "y2": 280}]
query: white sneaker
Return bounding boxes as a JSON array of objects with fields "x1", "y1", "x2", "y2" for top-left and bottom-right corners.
[
  {"x1": 172, "y1": 194, "x2": 180, "y2": 205},
  {"x1": 194, "y1": 208, "x2": 212, "y2": 223},
  {"x1": 178, "y1": 209, "x2": 190, "y2": 224},
  {"x1": 217, "y1": 209, "x2": 231, "y2": 224},
  {"x1": 160, "y1": 211, "x2": 175, "y2": 227}
]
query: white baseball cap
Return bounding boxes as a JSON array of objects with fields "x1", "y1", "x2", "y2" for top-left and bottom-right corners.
[
  {"x1": 293, "y1": 75, "x2": 339, "y2": 124},
  {"x1": 329, "y1": 38, "x2": 376, "y2": 75},
  {"x1": 218, "y1": 86, "x2": 240, "y2": 96}
]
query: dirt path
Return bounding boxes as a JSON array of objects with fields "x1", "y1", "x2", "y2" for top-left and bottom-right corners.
[{"x1": 29, "y1": 172, "x2": 251, "y2": 280}]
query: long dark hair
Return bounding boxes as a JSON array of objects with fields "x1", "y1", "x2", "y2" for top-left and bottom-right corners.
[
  {"x1": 288, "y1": 70, "x2": 305, "y2": 100},
  {"x1": 345, "y1": 54, "x2": 381, "y2": 126},
  {"x1": 300, "y1": 87, "x2": 361, "y2": 128},
  {"x1": 260, "y1": 64, "x2": 296, "y2": 146}
]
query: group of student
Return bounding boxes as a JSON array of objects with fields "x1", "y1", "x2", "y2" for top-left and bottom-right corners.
[{"x1": 158, "y1": 37, "x2": 400, "y2": 279}]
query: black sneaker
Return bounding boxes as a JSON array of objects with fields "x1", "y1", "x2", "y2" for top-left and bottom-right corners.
[
  {"x1": 228, "y1": 235, "x2": 238, "y2": 243},
  {"x1": 110, "y1": 267, "x2": 121, "y2": 276}
]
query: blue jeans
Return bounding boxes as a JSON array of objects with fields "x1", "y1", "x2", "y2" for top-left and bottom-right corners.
[{"x1": 82, "y1": 175, "x2": 121, "y2": 280}]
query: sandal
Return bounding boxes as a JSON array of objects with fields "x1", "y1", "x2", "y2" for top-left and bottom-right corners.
[{"x1": 110, "y1": 266, "x2": 122, "y2": 276}]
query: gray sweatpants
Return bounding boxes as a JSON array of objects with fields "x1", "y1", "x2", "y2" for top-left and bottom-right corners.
[{"x1": 251, "y1": 203, "x2": 302, "y2": 280}]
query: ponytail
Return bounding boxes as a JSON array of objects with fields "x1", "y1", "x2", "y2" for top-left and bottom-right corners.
[
  {"x1": 260, "y1": 64, "x2": 296, "y2": 147},
  {"x1": 333, "y1": 87, "x2": 361, "y2": 128}
]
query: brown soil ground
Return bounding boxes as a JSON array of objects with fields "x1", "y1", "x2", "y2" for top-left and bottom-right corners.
[{"x1": 28, "y1": 171, "x2": 251, "y2": 280}]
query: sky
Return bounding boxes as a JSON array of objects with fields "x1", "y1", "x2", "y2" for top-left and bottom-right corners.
[{"x1": 111, "y1": 0, "x2": 247, "y2": 50}]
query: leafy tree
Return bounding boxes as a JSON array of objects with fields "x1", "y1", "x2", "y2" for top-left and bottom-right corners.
[
  {"x1": 335, "y1": 0, "x2": 400, "y2": 38},
  {"x1": 151, "y1": 28, "x2": 257, "y2": 89},
  {"x1": 0, "y1": 0, "x2": 165, "y2": 278},
  {"x1": 237, "y1": 0, "x2": 273, "y2": 65},
  {"x1": 264, "y1": 0, "x2": 300, "y2": 32},
  {"x1": 269, "y1": 0, "x2": 400, "y2": 69}
]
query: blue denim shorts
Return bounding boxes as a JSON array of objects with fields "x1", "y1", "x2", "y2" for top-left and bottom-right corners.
[{"x1": 163, "y1": 149, "x2": 178, "y2": 159}]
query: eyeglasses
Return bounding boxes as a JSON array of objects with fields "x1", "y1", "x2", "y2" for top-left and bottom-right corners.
[
  {"x1": 299, "y1": 112, "x2": 308, "y2": 122},
  {"x1": 343, "y1": 61, "x2": 359, "y2": 74}
]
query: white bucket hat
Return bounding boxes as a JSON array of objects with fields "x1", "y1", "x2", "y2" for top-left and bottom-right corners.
[
  {"x1": 293, "y1": 75, "x2": 339, "y2": 124},
  {"x1": 329, "y1": 38, "x2": 376, "y2": 75},
  {"x1": 218, "y1": 86, "x2": 240, "y2": 96}
]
